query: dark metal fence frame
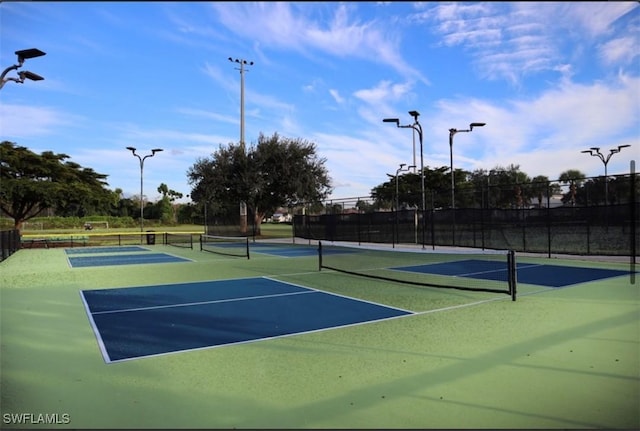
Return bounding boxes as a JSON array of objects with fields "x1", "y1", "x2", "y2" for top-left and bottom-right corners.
[
  {"x1": 1, "y1": 229, "x2": 21, "y2": 262},
  {"x1": 294, "y1": 172, "x2": 639, "y2": 259}
]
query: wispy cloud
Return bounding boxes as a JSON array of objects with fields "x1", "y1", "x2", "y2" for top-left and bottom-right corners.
[
  {"x1": 417, "y1": 2, "x2": 640, "y2": 84},
  {"x1": 208, "y1": 2, "x2": 427, "y2": 83},
  {"x1": 0, "y1": 104, "x2": 82, "y2": 138}
]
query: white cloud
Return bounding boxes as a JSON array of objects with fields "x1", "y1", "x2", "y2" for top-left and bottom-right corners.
[
  {"x1": 209, "y1": 2, "x2": 427, "y2": 83},
  {"x1": 598, "y1": 36, "x2": 640, "y2": 66},
  {"x1": 0, "y1": 104, "x2": 81, "y2": 138},
  {"x1": 329, "y1": 89, "x2": 345, "y2": 105}
]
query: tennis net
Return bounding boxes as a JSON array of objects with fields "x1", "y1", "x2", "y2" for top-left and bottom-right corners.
[
  {"x1": 199, "y1": 234, "x2": 250, "y2": 259},
  {"x1": 165, "y1": 232, "x2": 194, "y2": 249},
  {"x1": 318, "y1": 241, "x2": 517, "y2": 300}
]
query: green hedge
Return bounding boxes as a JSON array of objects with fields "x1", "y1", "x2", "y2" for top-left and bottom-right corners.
[{"x1": 2, "y1": 216, "x2": 150, "y2": 230}]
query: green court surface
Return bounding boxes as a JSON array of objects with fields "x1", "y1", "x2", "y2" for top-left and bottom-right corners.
[{"x1": 1, "y1": 240, "x2": 638, "y2": 429}]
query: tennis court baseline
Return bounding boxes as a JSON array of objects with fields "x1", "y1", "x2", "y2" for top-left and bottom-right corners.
[
  {"x1": 394, "y1": 260, "x2": 633, "y2": 287},
  {"x1": 80, "y1": 277, "x2": 414, "y2": 363},
  {"x1": 65, "y1": 246, "x2": 149, "y2": 255},
  {"x1": 68, "y1": 252, "x2": 192, "y2": 268}
]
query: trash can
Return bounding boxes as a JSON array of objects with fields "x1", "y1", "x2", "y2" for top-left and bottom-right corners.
[{"x1": 146, "y1": 230, "x2": 156, "y2": 245}]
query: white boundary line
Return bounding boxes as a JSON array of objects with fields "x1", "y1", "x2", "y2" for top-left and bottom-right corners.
[
  {"x1": 82, "y1": 276, "x2": 416, "y2": 364},
  {"x1": 91, "y1": 289, "x2": 315, "y2": 315},
  {"x1": 69, "y1": 251, "x2": 194, "y2": 268},
  {"x1": 78, "y1": 290, "x2": 112, "y2": 363},
  {"x1": 263, "y1": 276, "x2": 416, "y2": 315}
]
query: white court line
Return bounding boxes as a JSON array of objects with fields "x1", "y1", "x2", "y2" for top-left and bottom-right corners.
[{"x1": 90, "y1": 289, "x2": 316, "y2": 315}]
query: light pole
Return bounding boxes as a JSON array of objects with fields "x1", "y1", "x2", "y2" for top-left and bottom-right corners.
[
  {"x1": 229, "y1": 57, "x2": 253, "y2": 233},
  {"x1": 228, "y1": 57, "x2": 253, "y2": 153},
  {"x1": 386, "y1": 163, "x2": 415, "y2": 211},
  {"x1": 383, "y1": 111, "x2": 425, "y2": 248},
  {"x1": 1, "y1": 48, "x2": 46, "y2": 90},
  {"x1": 126, "y1": 147, "x2": 163, "y2": 232},
  {"x1": 581, "y1": 145, "x2": 631, "y2": 204},
  {"x1": 448, "y1": 122, "x2": 485, "y2": 246},
  {"x1": 449, "y1": 122, "x2": 485, "y2": 209},
  {"x1": 387, "y1": 163, "x2": 414, "y2": 246}
]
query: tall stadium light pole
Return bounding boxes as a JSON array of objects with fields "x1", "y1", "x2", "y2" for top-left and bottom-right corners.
[
  {"x1": 386, "y1": 163, "x2": 411, "y2": 211},
  {"x1": 383, "y1": 111, "x2": 425, "y2": 248},
  {"x1": 0, "y1": 48, "x2": 46, "y2": 90},
  {"x1": 229, "y1": 57, "x2": 253, "y2": 233},
  {"x1": 386, "y1": 163, "x2": 414, "y2": 246},
  {"x1": 449, "y1": 123, "x2": 485, "y2": 209},
  {"x1": 581, "y1": 145, "x2": 631, "y2": 205},
  {"x1": 448, "y1": 122, "x2": 485, "y2": 246},
  {"x1": 126, "y1": 147, "x2": 163, "y2": 232},
  {"x1": 228, "y1": 57, "x2": 254, "y2": 153}
]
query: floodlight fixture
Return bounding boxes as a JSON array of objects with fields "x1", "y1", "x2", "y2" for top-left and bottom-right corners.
[
  {"x1": 383, "y1": 110, "x2": 426, "y2": 248},
  {"x1": 581, "y1": 144, "x2": 632, "y2": 204},
  {"x1": 126, "y1": 147, "x2": 163, "y2": 232},
  {"x1": 1, "y1": 47, "x2": 46, "y2": 90},
  {"x1": 19, "y1": 70, "x2": 44, "y2": 81},
  {"x1": 15, "y1": 48, "x2": 46, "y2": 61},
  {"x1": 448, "y1": 121, "x2": 486, "y2": 244}
]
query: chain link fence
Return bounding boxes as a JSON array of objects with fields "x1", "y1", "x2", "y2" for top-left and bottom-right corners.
[{"x1": 294, "y1": 173, "x2": 638, "y2": 258}]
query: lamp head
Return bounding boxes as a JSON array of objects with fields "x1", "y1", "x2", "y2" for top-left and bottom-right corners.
[
  {"x1": 590, "y1": 147, "x2": 600, "y2": 151},
  {"x1": 470, "y1": 122, "x2": 486, "y2": 130},
  {"x1": 151, "y1": 148, "x2": 163, "y2": 155},
  {"x1": 581, "y1": 150, "x2": 593, "y2": 154},
  {"x1": 618, "y1": 144, "x2": 631, "y2": 150},
  {"x1": 383, "y1": 118, "x2": 400, "y2": 126},
  {"x1": 400, "y1": 163, "x2": 406, "y2": 168},
  {"x1": 408, "y1": 165, "x2": 416, "y2": 170},
  {"x1": 126, "y1": 146, "x2": 137, "y2": 152},
  {"x1": 408, "y1": 110, "x2": 420, "y2": 120},
  {"x1": 19, "y1": 71, "x2": 44, "y2": 81},
  {"x1": 15, "y1": 48, "x2": 46, "y2": 62}
]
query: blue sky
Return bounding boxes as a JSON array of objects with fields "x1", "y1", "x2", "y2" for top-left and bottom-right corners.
[{"x1": 1, "y1": 2, "x2": 638, "y2": 204}]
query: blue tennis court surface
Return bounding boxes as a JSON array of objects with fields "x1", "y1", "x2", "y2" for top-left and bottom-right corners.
[
  {"x1": 209, "y1": 241, "x2": 354, "y2": 258},
  {"x1": 80, "y1": 277, "x2": 413, "y2": 363},
  {"x1": 393, "y1": 260, "x2": 632, "y2": 287},
  {"x1": 69, "y1": 253, "x2": 191, "y2": 268},
  {"x1": 250, "y1": 242, "x2": 354, "y2": 257},
  {"x1": 65, "y1": 246, "x2": 149, "y2": 255}
]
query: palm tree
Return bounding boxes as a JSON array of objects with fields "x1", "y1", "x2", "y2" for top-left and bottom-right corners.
[{"x1": 558, "y1": 170, "x2": 587, "y2": 206}]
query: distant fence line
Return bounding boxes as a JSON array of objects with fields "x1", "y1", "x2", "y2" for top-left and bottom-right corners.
[
  {"x1": 293, "y1": 172, "x2": 639, "y2": 258},
  {"x1": 294, "y1": 203, "x2": 638, "y2": 258}
]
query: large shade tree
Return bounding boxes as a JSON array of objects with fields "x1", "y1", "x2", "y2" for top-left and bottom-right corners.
[
  {"x1": 1, "y1": 141, "x2": 112, "y2": 229},
  {"x1": 187, "y1": 132, "x2": 332, "y2": 235}
]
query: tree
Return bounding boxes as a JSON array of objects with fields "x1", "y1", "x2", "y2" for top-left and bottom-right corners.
[
  {"x1": 157, "y1": 183, "x2": 183, "y2": 224},
  {"x1": 1, "y1": 141, "x2": 112, "y2": 229},
  {"x1": 529, "y1": 175, "x2": 557, "y2": 208},
  {"x1": 371, "y1": 166, "x2": 451, "y2": 210},
  {"x1": 559, "y1": 169, "x2": 587, "y2": 206},
  {"x1": 187, "y1": 132, "x2": 332, "y2": 235}
]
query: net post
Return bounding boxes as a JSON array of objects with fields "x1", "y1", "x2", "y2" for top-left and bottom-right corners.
[
  {"x1": 318, "y1": 241, "x2": 323, "y2": 271},
  {"x1": 508, "y1": 249, "x2": 517, "y2": 301},
  {"x1": 245, "y1": 236, "x2": 250, "y2": 259}
]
